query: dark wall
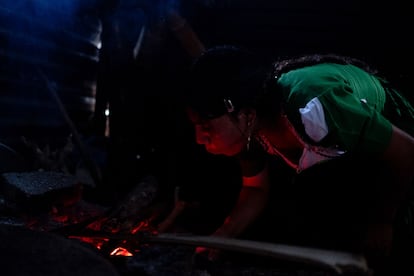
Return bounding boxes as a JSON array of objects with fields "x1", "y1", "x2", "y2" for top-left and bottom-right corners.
[{"x1": 184, "y1": 0, "x2": 411, "y2": 93}]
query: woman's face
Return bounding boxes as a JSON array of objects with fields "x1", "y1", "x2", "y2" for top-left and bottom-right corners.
[{"x1": 187, "y1": 109, "x2": 248, "y2": 156}]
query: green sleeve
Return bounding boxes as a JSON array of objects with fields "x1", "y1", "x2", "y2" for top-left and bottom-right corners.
[{"x1": 319, "y1": 88, "x2": 393, "y2": 153}]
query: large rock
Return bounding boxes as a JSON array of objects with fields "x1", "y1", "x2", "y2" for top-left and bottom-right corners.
[
  {"x1": 1, "y1": 171, "x2": 82, "y2": 214},
  {"x1": 0, "y1": 224, "x2": 120, "y2": 276}
]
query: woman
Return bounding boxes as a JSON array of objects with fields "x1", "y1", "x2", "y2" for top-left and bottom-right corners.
[{"x1": 183, "y1": 45, "x2": 414, "y2": 272}]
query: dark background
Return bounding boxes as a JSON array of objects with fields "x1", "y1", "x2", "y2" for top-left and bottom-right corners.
[{"x1": 0, "y1": 0, "x2": 412, "y2": 206}]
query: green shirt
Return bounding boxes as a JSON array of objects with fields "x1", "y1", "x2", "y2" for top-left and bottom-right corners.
[{"x1": 278, "y1": 63, "x2": 393, "y2": 154}]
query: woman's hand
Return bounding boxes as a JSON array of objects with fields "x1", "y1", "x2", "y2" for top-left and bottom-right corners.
[
  {"x1": 194, "y1": 246, "x2": 221, "y2": 261},
  {"x1": 364, "y1": 223, "x2": 393, "y2": 257}
]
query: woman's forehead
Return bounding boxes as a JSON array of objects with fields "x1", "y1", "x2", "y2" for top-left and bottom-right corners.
[
  {"x1": 187, "y1": 107, "x2": 213, "y2": 123},
  {"x1": 186, "y1": 108, "x2": 202, "y2": 123},
  {"x1": 187, "y1": 108, "x2": 227, "y2": 125}
]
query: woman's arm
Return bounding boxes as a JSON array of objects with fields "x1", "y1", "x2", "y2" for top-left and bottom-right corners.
[
  {"x1": 381, "y1": 124, "x2": 414, "y2": 221},
  {"x1": 211, "y1": 164, "x2": 270, "y2": 238},
  {"x1": 195, "y1": 165, "x2": 270, "y2": 260},
  {"x1": 364, "y1": 124, "x2": 414, "y2": 256}
]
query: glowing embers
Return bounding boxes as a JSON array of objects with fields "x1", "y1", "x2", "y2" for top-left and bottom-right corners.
[
  {"x1": 66, "y1": 221, "x2": 156, "y2": 257},
  {"x1": 69, "y1": 235, "x2": 109, "y2": 250},
  {"x1": 130, "y1": 220, "x2": 151, "y2": 234},
  {"x1": 68, "y1": 233, "x2": 141, "y2": 257},
  {"x1": 110, "y1": 246, "x2": 134, "y2": 256}
]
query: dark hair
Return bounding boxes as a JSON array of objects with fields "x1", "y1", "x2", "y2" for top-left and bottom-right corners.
[
  {"x1": 185, "y1": 45, "x2": 272, "y2": 120},
  {"x1": 185, "y1": 48, "x2": 379, "y2": 120},
  {"x1": 271, "y1": 53, "x2": 377, "y2": 79}
]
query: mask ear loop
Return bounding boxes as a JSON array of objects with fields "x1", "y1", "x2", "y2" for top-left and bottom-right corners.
[
  {"x1": 246, "y1": 118, "x2": 255, "y2": 151},
  {"x1": 247, "y1": 131, "x2": 251, "y2": 151}
]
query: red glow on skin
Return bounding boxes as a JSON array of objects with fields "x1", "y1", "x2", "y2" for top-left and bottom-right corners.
[{"x1": 187, "y1": 109, "x2": 247, "y2": 156}]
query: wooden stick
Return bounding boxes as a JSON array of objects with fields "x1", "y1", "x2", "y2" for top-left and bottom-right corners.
[
  {"x1": 67, "y1": 231, "x2": 370, "y2": 275},
  {"x1": 149, "y1": 233, "x2": 370, "y2": 275}
]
